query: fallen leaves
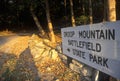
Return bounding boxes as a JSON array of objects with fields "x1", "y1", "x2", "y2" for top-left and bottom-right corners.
[
  {"x1": 0, "y1": 36, "x2": 30, "y2": 57},
  {"x1": 0, "y1": 34, "x2": 80, "y2": 81},
  {"x1": 0, "y1": 30, "x2": 15, "y2": 36}
]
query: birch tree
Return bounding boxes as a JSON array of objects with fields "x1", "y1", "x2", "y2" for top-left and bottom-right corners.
[
  {"x1": 45, "y1": 0, "x2": 56, "y2": 42},
  {"x1": 89, "y1": 0, "x2": 93, "y2": 24},
  {"x1": 107, "y1": 0, "x2": 116, "y2": 21},
  {"x1": 70, "y1": 0, "x2": 76, "y2": 27},
  {"x1": 30, "y1": 4, "x2": 45, "y2": 36}
]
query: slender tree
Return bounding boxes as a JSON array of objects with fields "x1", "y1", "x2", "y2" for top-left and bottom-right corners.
[
  {"x1": 107, "y1": 0, "x2": 116, "y2": 21},
  {"x1": 89, "y1": 0, "x2": 93, "y2": 24},
  {"x1": 82, "y1": 0, "x2": 88, "y2": 25},
  {"x1": 103, "y1": 0, "x2": 107, "y2": 22},
  {"x1": 30, "y1": 4, "x2": 45, "y2": 36},
  {"x1": 45, "y1": 0, "x2": 56, "y2": 42},
  {"x1": 70, "y1": 0, "x2": 76, "y2": 27},
  {"x1": 64, "y1": 0, "x2": 67, "y2": 27},
  {"x1": 81, "y1": 0, "x2": 85, "y2": 15}
]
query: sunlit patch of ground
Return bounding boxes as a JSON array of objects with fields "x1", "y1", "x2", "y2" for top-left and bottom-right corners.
[
  {"x1": 0, "y1": 36, "x2": 30, "y2": 57},
  {"x1": 0, "y1": 29, "x2": 16, "y2": 36},
  {"x1": 0, "y1": 33, "x2": 80, "y2": 81}
]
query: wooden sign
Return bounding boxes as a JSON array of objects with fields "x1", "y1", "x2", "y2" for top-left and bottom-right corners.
[{"x1": 61, "y1": 21, "x2": 120, "y2": 79}]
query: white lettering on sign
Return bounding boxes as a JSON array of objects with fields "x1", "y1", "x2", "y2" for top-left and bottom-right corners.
[{"x1": 61, "y1": 21, "x2": 120, "y2": 79}]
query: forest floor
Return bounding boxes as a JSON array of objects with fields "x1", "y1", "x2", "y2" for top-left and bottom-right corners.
[{"x1": 0, "y1": 30, "x2": 80, "y2": 81}]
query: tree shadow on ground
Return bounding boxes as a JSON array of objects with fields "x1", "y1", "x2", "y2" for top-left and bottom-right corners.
[
  {"x1": 0, "y1": 52, "x2": 17, "y2": 81},
  {"x1": 0, "y1": 48, "x2": 40, "y2": 81}
]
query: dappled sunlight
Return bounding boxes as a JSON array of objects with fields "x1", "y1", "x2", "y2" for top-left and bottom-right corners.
[
  {"x1": 0, "y1": 0, "x2": 119, "y2": 80},
  {"x1": 0, "y1": 35, "x2": 40, "y2": 81},
  {"x1": 0, "y1": 33, "x2": 80, "y2": 81},
  {"x1": 0, "y1": 29, "x2": 16, "y2": 36},
  {"x1": 0, "y1": 36, "x2": 30, "y2": 57}
]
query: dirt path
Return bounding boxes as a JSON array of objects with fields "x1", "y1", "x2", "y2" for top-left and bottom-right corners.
[
  {"x1": 0, "y1": 35, "x2": 30, "y2": 57},
  {"x1": 0, "y1": 35, "x2": 31, "y2": 80},
  {"x1": 0, "y1": 34, "x2": 80, "y2": 81}
]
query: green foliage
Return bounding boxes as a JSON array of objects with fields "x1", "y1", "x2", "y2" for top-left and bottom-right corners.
[
  {"x1": 0, "y1": 0, "x2": 119, "y2": 28},
  {"x1": 75, "y1": 15, "x2": 89, "y2": 25},
  {"x1": 18, "y1": 5, "x2": 24, "y2": 11}
]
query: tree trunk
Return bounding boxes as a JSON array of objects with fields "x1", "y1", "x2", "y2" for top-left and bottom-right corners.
[
  {"x1": 30, "y1": 6, "x2": 45, "y2": 36},
  {"x1": 107, "y1": 0, "x2": 116, "y2": 21},
  {"x1": 103, "y1": 0, "x2": 107, "y2": 22},
  {"x1": 89, "y1": 0, "x2": 93, "y2": 24},
  {"x1": 81, "y1": 0, "x2": 86, "y2": 25},
  {"x1": 45, "y1": 0, "x2": 56, "y2": 42},
  {"x1": 70, "y1": 0, "x2": 76, "y2": 27},
  {"x1": 82, "y1": 0, "x2": 85, "y2": 15},
  {"x1": 107, "y1": 0, "x2": 117, "y2": 81},
  {"x1": 64, "y1": 0, "x2": 67, "y2": 27}
]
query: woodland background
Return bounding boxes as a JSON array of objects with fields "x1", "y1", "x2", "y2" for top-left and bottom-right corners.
[{"x1": 0, "y1": 0, "x2": 120, "y2": 42}]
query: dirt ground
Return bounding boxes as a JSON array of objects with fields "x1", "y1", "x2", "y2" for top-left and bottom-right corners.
[{"x1": 0, "y1": 30, "x2": 80, "y2": 81}]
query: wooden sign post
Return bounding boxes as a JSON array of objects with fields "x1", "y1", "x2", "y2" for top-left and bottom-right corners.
[{"x1": 61, "y1": 21, "x2": 120, "y2": 79}]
